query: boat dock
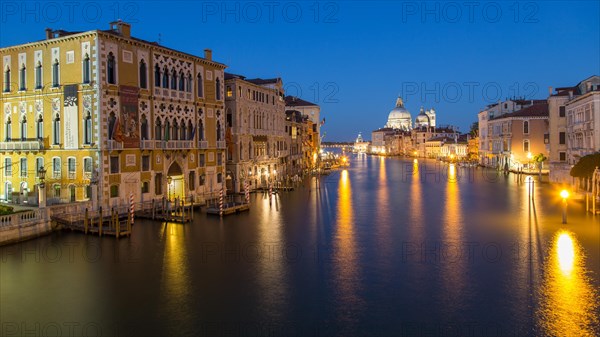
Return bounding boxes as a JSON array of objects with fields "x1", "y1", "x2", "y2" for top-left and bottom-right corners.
[
  {"x1": 135, "y1": 198, "x2": 196, "y2": 223},
  {"x1": 51, "y1": 207, "x2": 132, "y2": 238}
]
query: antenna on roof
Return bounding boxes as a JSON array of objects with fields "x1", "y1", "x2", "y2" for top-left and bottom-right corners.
[{"x1": 158, "y1": 33, "x2": 162, "y2": 45}]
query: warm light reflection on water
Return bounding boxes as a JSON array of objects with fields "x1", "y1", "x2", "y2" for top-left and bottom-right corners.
[
  {"x1": 537, "y1": 230, "x2": 599, "y2": 336},
  {"x1": 334, "y1": 169, "x2": 361, "y2": 325}
]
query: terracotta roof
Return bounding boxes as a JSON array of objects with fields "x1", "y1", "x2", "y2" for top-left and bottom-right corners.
[
  {"x1": 246, "y1": 78, "x2": 280, "y2": 85},
  {"x1": 285, "y1": 96, "x2": 318, "y2": 107},
  {"x1": 491, "y1": 102, "x2": 548, "y2": 120}
]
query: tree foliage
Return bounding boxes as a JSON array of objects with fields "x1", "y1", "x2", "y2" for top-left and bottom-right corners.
[{"x1": 570, "y1": 153, "x2": 600, "y2": 178}]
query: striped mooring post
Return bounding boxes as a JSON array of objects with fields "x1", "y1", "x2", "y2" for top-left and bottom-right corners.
[
  {"x1": 244, "y1": 180, "x2": 250, "y2": 204},
  {"x1": 129, "y1": 193, "x2": 135, "y2": 226},
  {"x1": 219, "y1": 187, "x2": 224, "y2": 217}
]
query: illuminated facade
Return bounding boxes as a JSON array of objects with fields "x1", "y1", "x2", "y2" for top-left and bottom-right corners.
[
  {"x1": 1, "y1": 21, "x2": 226, "y2": 208},
  {"x1": 224, "y1": 73, "x2": 286, "y2": 192}
]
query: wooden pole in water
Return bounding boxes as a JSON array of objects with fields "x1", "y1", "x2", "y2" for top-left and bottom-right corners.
[
  {"x1": 99, "y1": 206, "x2": 103, "y2": 237},
  {"x1": 127, "y1": 208, "x2": 131, "y2": 235},
  {"x1": 152, "y1": 199, "x2": 155, "y2": 220},
  {"x1": 84, "y1": 208, "x2": 89, "y2": 234},
  {"x1": 191, "y1": 199, "x2": 194, "y2": 220},
  {"x1": 116, "y1": 209, "x2": 121, "y2": 239}
]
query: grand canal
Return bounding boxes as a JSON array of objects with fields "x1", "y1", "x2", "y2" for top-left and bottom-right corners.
[{"x1": 2, "y1": 155, "x2": 599, "y2": 336}]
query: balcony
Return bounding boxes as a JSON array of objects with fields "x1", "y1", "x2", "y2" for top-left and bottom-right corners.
[
  {"x1": 0, "y1": 138, "x2": 44, "y2": 151},
  {"x1": 107, "y1": 140, "x2": 123, "y2": 150},
  {"x1": 198, "y1": 140, "x2": 208, "y2": 149},
  {"x1": 68, "y1": 172, "x2": 76, "y2": 180},
  {"x1": 166, "y1": 140, "x2": 193, "y2": 150},
  {"x1": 216, "y1": 141, "x2": 226, "y2": 149},
  {"x1": 53, "y1": 171, "x2": 61, "y2": 179},
  {"x1": 140, "y1": 140, "x2": 154, "y2": 149}
]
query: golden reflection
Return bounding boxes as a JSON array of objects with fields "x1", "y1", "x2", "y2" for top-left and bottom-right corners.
[
  {"x1": 441, "y1": 164, "x2": 464, "y2": 308},
  {"x1": 160, "y1": 223, "x2": 191, "y2": 333},
  {"x1": 537, "y1": 230, "x2": 599, "y2": 336},
  {"x1": 334, "y1": 169, "x2": 360, "y2": 317},
  {"x1": 409, "y1": 158, "x2": 424, "y2": 242}
]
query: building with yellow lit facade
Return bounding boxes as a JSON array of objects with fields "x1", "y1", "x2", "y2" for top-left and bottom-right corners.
[{"x1": 1, "y1": 21, "x2": 226, "y2": 209}]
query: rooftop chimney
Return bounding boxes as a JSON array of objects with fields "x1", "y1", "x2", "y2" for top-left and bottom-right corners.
[
  {"x1": 109, "y1": 20, "x2": 131, "y2": 38},
  {"x1": 45, "y1": 28, "x2": 53, "y2": 40},
  {"x1": 548, "y1": 86, "x2": 553, "y2": 96},
  {"x1": 204, "y1": 49, "x2": 212, "y2": 61},
  {"x1": 568, "y1": 90, "x2": 573, "y2": 99}
]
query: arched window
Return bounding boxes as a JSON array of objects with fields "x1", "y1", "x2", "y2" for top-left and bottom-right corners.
[
  {"x1": 139, "y1": 60, "x2": 147, "y2": 89},
  {"x1": 178, "y1": 71, "x2": 185, "y2": 91},
  {"x1": 180, "y1": 120, "x2": 186, "y2": 140},
  {"x1": 53, "y1": 114, "x2": 60, "y2": 144},
  {"x1": 170, "y1": 69, "x2": 177, "y2": 90},
  {"x1": 172, "y1": 120, "x2": 179, "y2": 140},
  {"x1": 19, "y1": 64, "x2": 26, "y2": 91},
  {"x1": 187, "y1": 73, "x2": 192, "y2": 93},
  {"x1": 187, "y1": 120, "x2": 193, "y2": 140},
  {"x1": 3, "y1": 66, "x2": 10, "y2": 92},
  {"x1": 155, "y1": 118, "x2": 162, "y2": 140},
  {"x1": 216, "y1": 121, "x2": 222, "y2": 141},
  {"x1": 523, "y1": 120, "x2": 529, "y2": 134},
  {"x1": 154, "y1": 65, "x2": 161, "y2": 87},
  {"x1": 82, "y1": 54, "x2": 90, "y2": 84},
  {"x1": 5, "y1": 117, "x2": 11, "y2": 140},
  {"x1": 84, "y1": 112, "x2": 92, "y2": 144},
  {"x1": 35, "y1": 62, "x2": 42, "y2": 89},
  {"x1": 164, "y1": 120, "x2": 171, "y2": 141},
  {"x1": 36, "y1": 115, "x2": 43, "y2": 139},
  {"x1": 197, "y1": 73, "x2": 203, "y2": 97},
  {"x1": 108, "y1": 112, "x2": 116, "y2": 140},
  {"x1": 162, "y1": 66, "x2": 169, "y2": 88},
  {"x1": 198, "y1": 120, "x2": 204, "y2": 141},
  {"x1": 107, "y1": 52, "x2": 116, "y2": 84},
  {"x1": 140, "y1": 114, "x2": 148, "y2": 140},
  {"x1": 20, "y1": 116, "x2": 27, "y2": 140},
  {"x1": 215, "y1": 77, "x2": 221, "y2": 100},
  {"x1": 52, "y1": 60, "x2": 59, "y2": 87},
  {"x1": 523, "y1": 139, "x2": 530, "y2": 153}
]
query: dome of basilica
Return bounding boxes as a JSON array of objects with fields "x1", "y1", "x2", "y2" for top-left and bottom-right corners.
[{"x1": 385, "y1": 97, "x2": 412, "y2": 130}]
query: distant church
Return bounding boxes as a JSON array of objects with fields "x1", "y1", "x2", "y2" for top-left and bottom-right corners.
[{"x1": 384, "y1": 96, "x2": 436, "y2": 130}]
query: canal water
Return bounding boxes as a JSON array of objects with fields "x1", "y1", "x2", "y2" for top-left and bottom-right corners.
[{"x1": 1, "y1": 155, "x2": 599, "y2": 336}]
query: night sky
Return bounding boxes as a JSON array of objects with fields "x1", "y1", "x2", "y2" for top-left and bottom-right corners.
[{"x1": 2, "y1": 0, "x2": 598, "y2": 140}]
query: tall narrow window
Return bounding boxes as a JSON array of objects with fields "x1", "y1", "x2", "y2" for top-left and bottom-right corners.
[
  {"x1": 53, "y1": 114, "x2": 60, "y2": 144},
  {"x1": 107, "y1": 52, "x2": 116, "y2": 84},
  {"x1": 139, "y1": 60, "x2": 147, "y2": 89},
  {"x1": 162, "y1": 66, "x2": 169, "y2": 88},
  {"x1": 19, "y1": 64, "x2": 26, "y2": 91},
  {"x1": 172, "y1": 120, "x2": 179, "y2": 141},
  {"x1": 188, "y1": 121, "x2": 193, "y2": 140},
  {"x1": 170, "y1": 69, "x2": 177, "y2": 90},
  {"x1": 20, "y1": 117, "x2": 27, "y2": 140},
  {"x1": 35, "y1": 62, "x2": 42, "y2": 89},
  {"x1": 180, "y1": 121, "x2": 186, "y2": 140},
  {"x1": 154, "y1": 65, "x2": 161, "y2": 87},
  {"x1": 197, "y1": 73, "x2": 203, "y2": 97},
  {"x1": 178, "y1": 71, "x2": 185, "y2": 91},
  {"x1": 187, "y1": 73, "x2": 192, "y2": 93},
  {"x1": 216, "y1": 121, "x2": 222, "y2": 141},
  {"x1": 155, "y1": 118, "x2": 162, "y2": 141},
  {"x1": 3, "y1": 66, "x2": 10, "y2": 92},
  {"x1": 108, "y1": 113, "x2": 116, "y2": 140},
  {"x1": 20, "y1": 158, "x2": 27, "y2": 177},
  {"x1": 4, "y1": 158, "x2": 11, "y2": 176},
  {"x1": 52, "y1": 59, "x2": 59, "y2": 87},
  {"x1": 84, "y1": 112, "x2": 92, "y2": 144},
  {"x1": 53, "y1": 157, "x2": 61, "y2": 178},
  {"x1": 82, "y1": 54, "x2": 90, "y2": 84},
  {"x1": 523, "y1": 139, "x2": 530, "y2": 153},
  {"x1": 198, "y1": 120, "x2": 204, "y2": 140},
  {"x1": 141, "y1": 115, "x2": 148, "y2": 140},
  {"x1": 68, "y1": 157, "x2": 76, "y2": 175},
  {"x1": 5, "y1": 118, "x2": 11, "y2": 140},
  {"x1": 36, "y1": 115, "x2": 43, "y2": 139},
  {"x1": 523, "y1": 121, "x2": 529, "y2": 134},
  {"x1": 164, "y1": 120, "x2": 170, "y2": 141},
  {"x1": 215, "y1": 77, "x2": 221, "y2": 100},
  {"x1": 84, "y1": 157, "x2": 92, "y2": 178}
]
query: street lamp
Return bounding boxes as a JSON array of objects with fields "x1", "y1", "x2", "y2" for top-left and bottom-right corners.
[
  {"x1": 560, "y1": 189, "x2": 569, "y2": 224},
  {"x1": 38, "y1": 166, "x2": 46, "y2": 188}
]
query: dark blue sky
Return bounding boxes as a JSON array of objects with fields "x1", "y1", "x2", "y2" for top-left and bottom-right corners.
[{"x1": 1, "y1": 1, "x2": 598, "y2": 141}]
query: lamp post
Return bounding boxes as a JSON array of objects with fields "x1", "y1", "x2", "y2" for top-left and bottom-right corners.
[
  {"x1": 560, "y1": 189, "x2": 569, "y2": 224},
  {"x1": 38, "y1": 166, "x2": 47, "y2": 208}
]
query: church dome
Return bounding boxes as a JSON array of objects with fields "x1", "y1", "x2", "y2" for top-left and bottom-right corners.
[
  {"x1": 415, "y1": 106, "x2": 430, "y2": 127},
  {"x1": 385, "y1": 97, "x2": 412, "y2": 130}
]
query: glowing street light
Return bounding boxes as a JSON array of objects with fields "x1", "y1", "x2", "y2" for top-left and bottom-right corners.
[{"x1": 560, "y1": 189, "x2": 569, "y2": 224}]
